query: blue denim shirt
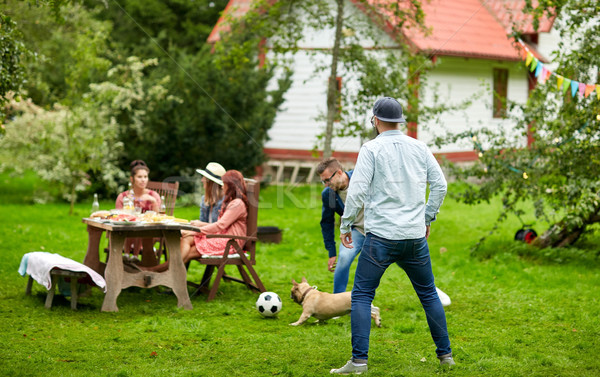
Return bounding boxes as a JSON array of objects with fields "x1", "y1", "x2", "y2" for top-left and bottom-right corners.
[
  {"x1": 200, "y1": 196, "x2": 224, "y2": 223},
  {"x1": 320, "y1": 170, "x2": 353, "y2": 258},
  {"x1": 341, "y1": 130, "x2": 447, "y2": 240}
]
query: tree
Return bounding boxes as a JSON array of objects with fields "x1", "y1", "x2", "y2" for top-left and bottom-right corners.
[
  {"x1": 0, "y1": 12, "x2": 27, "y2": 129},
  {"x1": 80, "y1": 0, "x2": 294, "y2": 179},
  {"x1": 2, "y1": 1, "x2": 113, "y2": 108},
  {"x1": 82, "y1": 0, "x2": 229, "y2": 56},
  {"x1": 0, "y1": 57, "x2": 176, "y2": 213},
  {"x1": 315, "y1": 0, "x2": 429, "y2": 156},
  {"x1": 323, "y1": 0, "x2": 345, "y2": 158},
  {"x1": 439, "y1": 0, "x2": 600, "y2": 249},
  {"x1": 109, "y1": 0, "x2": 300, "y2": 179}
]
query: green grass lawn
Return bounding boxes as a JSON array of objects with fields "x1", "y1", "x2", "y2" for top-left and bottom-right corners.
[{"x1": 1, "y1": 172, "x2": 599, "y2": 376}]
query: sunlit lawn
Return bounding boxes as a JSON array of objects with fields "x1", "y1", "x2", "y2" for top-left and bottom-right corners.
[{"x1": 1, "y1": 171, "x2": 599, "y2": 376}]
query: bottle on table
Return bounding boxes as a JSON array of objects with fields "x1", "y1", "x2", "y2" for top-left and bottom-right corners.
[
  {"x1": 125, "y1": 182, "x2": 135, "y2": 214},
  {"x1": 122, "y1": 195, "x2": 131, "y2": 213},
  {"x1": 91, "y1": 193, "x2": 100, "y2": 213},
  {"x1": 159, "y1": 195, "x2": 167, "y2": 215}
]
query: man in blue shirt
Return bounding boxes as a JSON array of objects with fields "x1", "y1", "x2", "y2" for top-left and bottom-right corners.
[
  {"x1": 317, "y1": 157, "x2": 366, "y2": 294},
  {"x1": 331, "y1": 97, "x2": 454, "y2": 374}
]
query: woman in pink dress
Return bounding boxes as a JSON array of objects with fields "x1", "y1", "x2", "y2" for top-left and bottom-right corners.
[
  {"x1": 115, "y1": 160, "x2": 161, "y2": 213},
  {"x1": 143, "y1": 170, "x2": 248, "y2": 272}
]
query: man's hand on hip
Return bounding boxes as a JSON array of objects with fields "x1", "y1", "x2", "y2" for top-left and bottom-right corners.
[
  {"x1": 340, "y1": 232, "x2": 353, "y2": 249},
  {"x1": 328, "y1": 256, "x2": 337, "y2": 272},
  {"x1": 426, "y1": 225, "x2": 431, "y2": 239}
]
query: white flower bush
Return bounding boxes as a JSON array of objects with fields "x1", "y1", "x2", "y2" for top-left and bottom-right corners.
[{"x1": 0, "y1": 57, "x2": 176, "y2": 213}]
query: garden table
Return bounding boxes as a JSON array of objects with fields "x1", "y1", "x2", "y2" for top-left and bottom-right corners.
[{"x1": 82, "y1": 218, "x2": 199, "y2": 312}]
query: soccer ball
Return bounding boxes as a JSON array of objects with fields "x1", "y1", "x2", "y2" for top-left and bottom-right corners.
[{"x1": 256, "y1": 292, "x2": 282, "y2": 317}]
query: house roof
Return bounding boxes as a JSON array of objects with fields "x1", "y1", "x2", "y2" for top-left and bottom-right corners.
[
  {"x1": 486, "y1": 0, "x2": 555, "y2": 34},
  {"x1": 402, "y1": 0, "x2": 524, "y2": 61},
  {"x1": 207, "y1": 0, "x2": 253, "y2": 44},
  {"x1": 208, "y1": 0, "x2": 554, "y2": 61}
]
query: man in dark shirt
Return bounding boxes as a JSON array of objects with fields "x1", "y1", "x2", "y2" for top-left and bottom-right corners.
[{"x1": 317, "y1": 157, "x2": 365, "y2": 294}]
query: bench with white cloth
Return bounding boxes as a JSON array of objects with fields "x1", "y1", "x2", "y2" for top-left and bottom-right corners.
[{"x1": 19, "y1": 252, "x2": 106, "y2": 310}]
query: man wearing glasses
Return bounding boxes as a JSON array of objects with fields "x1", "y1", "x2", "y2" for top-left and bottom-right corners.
[{"x1": 316, "y1": 157, "x2": 365, "y2": 294}]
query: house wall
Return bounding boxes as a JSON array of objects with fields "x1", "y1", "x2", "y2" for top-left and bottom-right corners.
[
  {"x1": 264, "y1": 0, "x2": 395, "y2": 158},
  {"x1": 263, "y1": 1, "x2": 540, "y2": 162},
  {"x1": 419, "y1": 57, "x2": 530, "y2": 154},
  {"x1": 264, "y1": 50, "x2": 364, "y2": 154}
]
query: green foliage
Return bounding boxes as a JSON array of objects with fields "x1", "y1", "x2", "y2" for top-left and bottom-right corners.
[
  {"x1": 83, "y1": 0, "x2": 229, "y2": 56},
  {"x1": 115, "y1": 0, "x2": 297, "y2": 179},
  {"x1": 3, "y1": 0, "x2": 290, "y2": 196},
  {"x1": 438, "y1": 0, "x2": 600, "y2": 248},
  {"x1": 0, "y1": 11, "x2": 27, "y2": 125},
  {"x1": 3, "y1": 1, "x2": 112, "y2": 107},
  {"x1": 0, "y1": 57, "x2": 175, "y2": 213}
]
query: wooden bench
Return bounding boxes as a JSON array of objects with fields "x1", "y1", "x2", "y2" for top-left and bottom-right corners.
[{"x1": 26, "y1": 269, "x2": 88, "y2": 310}]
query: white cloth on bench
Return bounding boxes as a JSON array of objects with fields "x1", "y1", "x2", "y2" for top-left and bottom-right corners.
[{"x1": 19, "y1": 252, "x2": 106, "y2": 292}]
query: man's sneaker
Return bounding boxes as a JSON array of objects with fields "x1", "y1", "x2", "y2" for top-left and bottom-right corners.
[
  {"x1": 330, "y1": 360, "x2": 368, "y2": 374},
  {"x1": 439, "y1": 355, "x2": 456, "y2": 367}
]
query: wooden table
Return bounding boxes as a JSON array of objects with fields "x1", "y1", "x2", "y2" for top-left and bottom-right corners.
[{"x1": 82, "y1": 218, "x2": 200, "y2": 312}]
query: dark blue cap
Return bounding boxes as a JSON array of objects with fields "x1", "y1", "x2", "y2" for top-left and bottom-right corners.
[{"x1": 373, "y1": 97, "x2": 405, "y2": 123}]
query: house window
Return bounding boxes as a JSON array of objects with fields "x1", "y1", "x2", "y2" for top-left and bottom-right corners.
[{"x1": 493, "y1": 68, "x2": 508, "y2": 118}]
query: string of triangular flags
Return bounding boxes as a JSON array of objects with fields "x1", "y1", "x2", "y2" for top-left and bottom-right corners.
[{"x1": 518, "y1": 39, "x2": 599, "y2": 100}]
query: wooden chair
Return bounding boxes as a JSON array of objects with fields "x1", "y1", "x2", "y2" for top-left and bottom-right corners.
[
  {"x1": 188, "y1": 179, "x2": 266, "y2": 301},
  {"x1": 146, "y1": 180, "x2": 179, "y2": 216},
  {"x1": 146, "y1": 180, "x2": 179, "y2": 262}
]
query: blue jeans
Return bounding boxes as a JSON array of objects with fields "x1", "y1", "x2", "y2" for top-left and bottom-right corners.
[
  {"x1": 333, "y1": 229, "x2": 365, "y2": 294},
  {"x1": 351, "y1": 233, "x2": 451, "y2": 363}
]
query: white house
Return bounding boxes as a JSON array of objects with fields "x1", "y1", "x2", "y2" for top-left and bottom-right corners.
[{"x1": 208, "y1": 0, "x2": 558, "y2": 181}]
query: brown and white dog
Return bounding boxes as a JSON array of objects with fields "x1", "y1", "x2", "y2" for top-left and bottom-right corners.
[{"x1": 290, "y1": 277, "x2": 382, "y2": 327}]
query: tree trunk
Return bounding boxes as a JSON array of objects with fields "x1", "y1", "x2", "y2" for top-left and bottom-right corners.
[
  {"x1": 323, "y1": 0, "x2": 344, "y2": 159},
  {"x1": 69, "y1": 182, "x2": 76, "y2": 216},
  {"x1": 533, "y1": 213, "x2": 600, "y2": 248}
]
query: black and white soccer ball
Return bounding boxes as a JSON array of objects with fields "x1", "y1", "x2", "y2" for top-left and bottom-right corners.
[{"x1": 256, "y1": 291, "x2": 282, "y2": 317}]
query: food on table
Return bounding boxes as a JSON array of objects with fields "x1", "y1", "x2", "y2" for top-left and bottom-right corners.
[
  {"x1": 90, "y1": 210, "x2": 111, "y2": 219},
  {"x1": 137, "y1": 212, "x2": 188, "y2": 223},
  {"x1": 90, "y1": 210, "x2": 188, "y2": 224},
  {"x1": 110, "y1": 213, "x2": 139, "y2": 222}
]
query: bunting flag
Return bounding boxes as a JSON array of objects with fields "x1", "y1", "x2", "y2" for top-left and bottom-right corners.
[
  {"x1": 556, "y1": 75, "x2": 564, "y2": 90},
  {"x1": 526, "y1": 52, "x2": 534, "y2": 66},
  {"x1": 535, "y1": 62, "x2": 543, "y2": 77},
  {"x1": 562, "y1": 78, "x2": 571, "y2": 94},
  {"x1": 518, "y1": 39, "x2": 599, "y2": 100},
  {"x1": 471, "y1": 40, "x2": 600, "y2": 180},
  {"x1": 571, "y1": 80, "x2": 578, "y2": 97},
  {"x1": 530, "y1": 58, "x2": 538, "y2": 72}
]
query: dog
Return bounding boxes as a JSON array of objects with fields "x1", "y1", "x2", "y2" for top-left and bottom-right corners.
[{"x1": 290, "y1": 277, "x2": 381, "y2": 327}]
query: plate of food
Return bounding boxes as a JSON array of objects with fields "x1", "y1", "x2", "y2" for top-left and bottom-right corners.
[
  {"x1": 90, "y1": 210, "x2": 111, "y2": 220},
  {"x1": 111, "y1": 220, "x2": 140, "y2": 225},
  {"x1": 109, "y1": 213, "x2": 139, "y2": 224}
]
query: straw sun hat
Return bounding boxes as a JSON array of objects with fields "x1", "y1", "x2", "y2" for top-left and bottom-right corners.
[{"x1": 196, "y1": 162, "x2": 226, "y2": 186}]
